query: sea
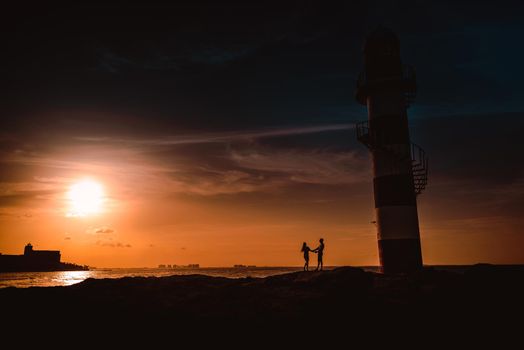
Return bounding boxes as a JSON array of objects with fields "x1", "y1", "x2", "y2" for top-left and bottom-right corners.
[
  {"x1": 1, "y1": 266, "x2": 374, "y2": 288},
  {"x1": 3, "y1": 265, "x2": 503, "y2": 288}
]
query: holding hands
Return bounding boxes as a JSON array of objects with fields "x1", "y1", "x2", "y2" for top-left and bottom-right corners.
[{"x1": 301, "y1": 238, "x2": 325, "y2": 272}]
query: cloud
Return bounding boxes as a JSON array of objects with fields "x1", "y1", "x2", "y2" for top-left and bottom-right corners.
[
  {"x1": 86, "y1": 226, "x2": 115, "y2": 235},
  {"x1": 8, "y1": 123, "x2": 354, "y2": 197},
  {"x1": 95, "y1": 45, "x2": 253, "y2": 74},
  {"x1": 166, "y1": 168, "x2": 277, "y2": 196},
  {"x1": 190, "y1": 46, "x2": 254, "y2": 64},
  {"x1": 0, "y1": 190, "x2": 58, "y2": 208},
  {"x1": 96, "y1": 240, "x2": 131, "y2": 248},
  {"x1": 95, "y1": 49, "x2": 135, "y2": 73},
  {"x1": 75, "y1": 124, "x2": 353, "y2": 146},
  {"x1": 229, "y1": 147, "x2": 369, "y2": 186},
  {"x1": 154, "y1": 143, "x2": 369, "y2": 196},
  {"x1": 64, "y1": 237, "x2": 71, "y2": 240},
  {"x1": 96, "y1": 227, "x2": 114, "y2": 234},
  {"x1": 33, "y1": 176, "x2": 70, "y2": 184}
]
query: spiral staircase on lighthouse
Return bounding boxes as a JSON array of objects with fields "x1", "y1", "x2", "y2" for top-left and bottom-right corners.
[
  {"x1": 356, "y1": 121, "x2": 428, "y2": 195},
  {"x1": 355, "y1": 61, "x2": 428, "y2": 195}
]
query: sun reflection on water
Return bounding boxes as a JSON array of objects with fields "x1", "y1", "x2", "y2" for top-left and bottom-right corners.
[
  {"x1": 53, "y1": 271, "x2": 93, "y2": 286},
  {"x1": 0, "y1": 267, "x2": 310, "y2": 288}
]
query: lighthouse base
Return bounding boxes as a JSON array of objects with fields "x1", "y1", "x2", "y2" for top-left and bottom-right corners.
[{"x1": 378, "y1": 238, "x2": 422, "y2": 274}]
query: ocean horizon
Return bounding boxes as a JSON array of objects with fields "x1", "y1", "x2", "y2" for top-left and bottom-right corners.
[{"x1": 0, "y1": 266, "x2": 370, "y2": 288}]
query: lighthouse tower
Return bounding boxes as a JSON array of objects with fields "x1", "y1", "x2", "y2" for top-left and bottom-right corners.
[{"x1": 355, "y1": 28, "x2": 428, "y2": 274}]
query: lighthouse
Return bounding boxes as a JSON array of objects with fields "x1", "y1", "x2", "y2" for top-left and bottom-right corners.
[{"x1": 355, "y1": 28, "x2": 428, "y2": 274}]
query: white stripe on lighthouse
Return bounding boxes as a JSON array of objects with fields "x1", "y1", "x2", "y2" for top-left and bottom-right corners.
[{"x1": 376, "y1": 205, "x2": 420, "y2": 240}]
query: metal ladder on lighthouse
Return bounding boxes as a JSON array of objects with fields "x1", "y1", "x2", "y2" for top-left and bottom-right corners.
[{"x1": 356, "y1": 120, "x2": 428, "y2": 195}]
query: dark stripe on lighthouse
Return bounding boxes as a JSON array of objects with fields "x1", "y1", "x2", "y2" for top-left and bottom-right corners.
[
  {"x1": 369, "y1": 114, "x2": 410, "y2": 145},
  {"x1": 373, "y1": 174, "x2": 416, "y2": 207},
  {"x1": 378, "y1": 239, "x2": 422, "y2": 274}
]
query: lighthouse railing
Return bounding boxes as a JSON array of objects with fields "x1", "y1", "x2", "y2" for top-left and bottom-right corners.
[{"x1": 356, "y1": 120, "x2": 428, "y2": 194}]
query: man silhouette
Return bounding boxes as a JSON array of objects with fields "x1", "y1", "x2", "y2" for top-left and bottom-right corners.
[{"x1": 313, "y1": 238, "x2": 325, "y2": 271}]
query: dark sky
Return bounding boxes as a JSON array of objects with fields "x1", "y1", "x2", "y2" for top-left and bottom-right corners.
[
  {"x1": 1, "y1": 1, "x2": 523, "y2": 266},
  {"x1": 4, "y1": 2, "x2": 524, "y2": 125}
]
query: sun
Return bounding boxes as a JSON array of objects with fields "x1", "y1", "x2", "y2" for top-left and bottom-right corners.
[{"x1": 67, "y1": 179, "x2": 105, "y2": 217}]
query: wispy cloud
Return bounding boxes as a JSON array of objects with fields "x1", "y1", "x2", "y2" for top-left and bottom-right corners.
[
  {"x1": 0, "y1": 124, "x2": 362, "y2": 202},
  {"x1": 96, "y1": 49, "x2": 135, "y2": 73},
  {"x1": 75, "y1": 124, "x2": 353, "y2": 146},
  {"x1": 96, "y1": 240, "x2": 132, "y2": 248},
  {"x1": 229, "y1": 148, "x2": 368, "y2": 185},
  {"x1": 190, "y1": 46, "x2": 255, "y2": 64},
  {"x1": 86, "y1": 226, "x2": 115, "y2": 235},
  {"x1": 95, "y1": 45, "x2": 254, "y2": 73}
]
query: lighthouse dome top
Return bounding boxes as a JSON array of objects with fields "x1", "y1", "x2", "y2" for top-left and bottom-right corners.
[{"x1": 364, "y1": 26, "x2": 400, "y2": 57}]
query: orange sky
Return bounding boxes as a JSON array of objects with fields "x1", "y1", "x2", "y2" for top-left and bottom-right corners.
[
  {"x1": 1, "y1": 123, "x2": 522, "y2": 268},
  {"x1": 0, "y1": 1, "x2": 524, "y2": 267},
  {"x1": 2, "y1": 4, "x2": 524, "y2": 268}
]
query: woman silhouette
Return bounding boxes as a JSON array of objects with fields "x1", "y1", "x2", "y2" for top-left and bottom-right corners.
[{"x1": 301, "y1": 242, "x2": 312, "y2": 271}]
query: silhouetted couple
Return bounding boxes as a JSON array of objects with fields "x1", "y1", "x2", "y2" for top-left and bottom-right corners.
[{"x1": 301, "y1": 238, "x2": 324, "y2": 271}]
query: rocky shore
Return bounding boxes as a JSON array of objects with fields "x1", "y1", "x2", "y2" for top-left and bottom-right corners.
[{"x1": 1, "y1": 264, "x2": 522, "y2": 344}]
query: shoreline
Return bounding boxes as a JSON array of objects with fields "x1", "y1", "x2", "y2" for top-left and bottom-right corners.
[
  {"x1": 1, "y1": 264, "x2": 523, "y2": 342},
  {"x1": 2, "y1": 264, "x2": 524, "y2": 289}
]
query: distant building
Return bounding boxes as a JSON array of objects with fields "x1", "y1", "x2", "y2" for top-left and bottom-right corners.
[
  {"x1": 167, "y1": 264, "x2": 200, "y2": 269},
  {"x1": 0, "y1": 243, "x2": 87, "y2": 272},
  {"x1": 23, "y1": 243, "x2": 60, "y2": 264}
]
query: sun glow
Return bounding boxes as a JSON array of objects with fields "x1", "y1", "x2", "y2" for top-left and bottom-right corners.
[{"x1": 67, "y1": 179, "x2": 105, "y2": 217}]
